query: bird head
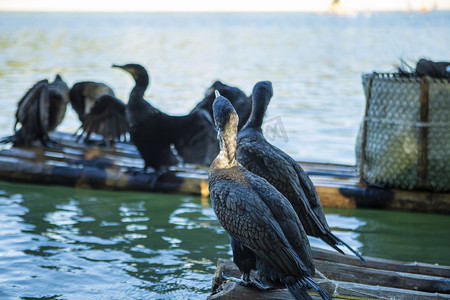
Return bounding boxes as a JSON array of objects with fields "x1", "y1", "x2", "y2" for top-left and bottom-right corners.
[
  {"x1": 252, "y1": 81, "x2": 273, "y2": 108},
  {"x1": 112, "y1": 63, "x2": 149, "y2": 83},
  {"x1": 212, "y1": 91, "x2": 239, "y2": 136}
]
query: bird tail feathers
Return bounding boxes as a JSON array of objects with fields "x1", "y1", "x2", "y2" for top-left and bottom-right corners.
[
  {"x1": 327, "y1": 232, "x2": 367, "y2": 262},
  {"x1": 286, "y1": 280, "x2": 313, "y2": 300},
  {"x1": 302, "y1": 276, "x2": 332, "y2": 300}
]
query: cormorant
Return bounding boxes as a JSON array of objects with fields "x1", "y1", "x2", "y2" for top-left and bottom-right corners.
[
  {"x1": 69, "y1": 81, "x2": 115, "y2": 122},
  {"x1": 236, "y1": 81, "x2": 366, "y2": 262},
  {"x1": 70, "y1": 81, "x2": 129, "y2": 145},
  {"x1": 113, "y1": 63, "x2": 219, "y2": 170},
  {"x1": 192, "y1": 80, "x2": 252, "y2": 130},
  {"x1": 209, "y1": 93, "x2": 331, "y2": 300},
  {"x1": 415, "y1": 58, "x2": 450, "y2": 78},
  {"x1": 76, "y1": 94, "x2": 128, "y2": 146},
  {"x1": 5, "y1": 74, "x2": 69, "y2": 147}
]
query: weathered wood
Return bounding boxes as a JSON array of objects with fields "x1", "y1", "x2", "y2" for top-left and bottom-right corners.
[
  {"x1": 0, "y1": 131, "x2": 449, "y2": 214},
  {"x1": 315, "y1": 259, "x2": 450, "y2": 294},
  {"x1": 418, "y1": 76, "x2": 430, "y2": 189},
  {"x1": 208, "y1": 280, "x2": 324, "y2": 300},
  {"x1": 359, "y1": 73, "x2": 373, "y2": 183},
  {"x1": 209, "y1": 258, "x2": 323, "y2": 300},
  {"x1": 312, "y1": 247, "x2": 450, "y2": 278},
  {"x1": 209, "y1": 256, "x2": 450, "y2": 300},
  {"x1": 315, "y1": 279, "x2": 450, "y2": 300},
  {"x1": 0, "y1": 154, "x2": 208, "y2": 195}
]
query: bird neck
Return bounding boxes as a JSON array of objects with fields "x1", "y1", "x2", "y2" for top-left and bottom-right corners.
[
  {"x1": 129, "y1": 76, "x2": 149, "y2": 104},
  {"x1": 243, "y1": 101, "x2": 266, "y2": 131},
  {"x1": 212, "y1": 128, "x2": 239, "y2": 170}
]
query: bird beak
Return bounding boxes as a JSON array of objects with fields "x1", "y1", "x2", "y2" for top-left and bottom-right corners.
[
  {"x1": 112, "y1": 64, "x2": 134, "y2": 76},
  {"x1": 215, "y1": 90, "x2": 221, "y2": 98}
]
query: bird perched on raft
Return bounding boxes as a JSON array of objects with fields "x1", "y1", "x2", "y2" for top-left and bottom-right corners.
[
  {"x1": 236, "y1": 81, "x2": 366, "y2": 262},
  {"x1": 192, "y1": 80, "x2": 252, "y2": 131},
  {"x1": 70, "y1": 81, "x2": 115, "y2": 122},
  {"x1": 2, "y1": 74, "x2": 69, "y2": 147},
  {"x1": 209, "y1": 93, "x2": 331, "y2": 300},
  {"x1": 113, "y1": 63, "x2": 219, "y2": 170},
  {"x1": 75, "y1": 94, "x2": 128, "y2": 146},
  {"x1": 70, "y1": 81, "x2": 128, "y2": 145}
]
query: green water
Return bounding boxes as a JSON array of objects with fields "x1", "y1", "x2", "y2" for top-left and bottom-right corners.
[
  {"x1": 0, "y1": 181, "x2": 449, "y2": 299},
  {"x1": 324, "y1": 207, "x2": 450, "y2": 264},
  {"x1": 0, "y1": 11, "x2": 449, "y2": 299}
]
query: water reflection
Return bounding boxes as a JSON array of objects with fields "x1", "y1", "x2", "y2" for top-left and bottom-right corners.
[
  {"x1": 324, "y1": 207, "x2": 450, "y2": 265},
  {"x1": 0, "y1": 181, "x2": 229, "y2": 299},
  {"x1": 2, "y1": 12, "x2": 449, "y2": 165},
  {"x1": 0, "y1": 181, "x2": 449, "y2": 299}
]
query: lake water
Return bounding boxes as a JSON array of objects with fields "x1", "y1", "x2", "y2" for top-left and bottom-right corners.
[{"x1": 0, "y1": 11, "x2": 449, "y2": 299}]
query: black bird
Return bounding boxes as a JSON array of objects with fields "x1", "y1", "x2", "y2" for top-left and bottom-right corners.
[
  {"x1": 69, "y1": 81, "x2": 115, "y2": 122},
  {"x1": 70, "y1": 81, "x2": 128, "y2": 145},
  {"x1": 209, "y1": 93, "x2": 331, "y2": 300},
  {"x1": 192, "y1": 80, "x2": 252, "y2": 130},
  {"x1": 76, "y1": 94, "x2": 128, "y2": 146},
  {"x1": 415, "y1": 58, "x2": 450, "y2": 78},
  {"x1": 236, "y1": 81, "x2": 366, "y2": 262},
  {"x1": 113, "y1": 63, "x2": 219, "y2": 170},
  {"x1": 5, "y1": 74, "x2": 69, "y2": 147}
]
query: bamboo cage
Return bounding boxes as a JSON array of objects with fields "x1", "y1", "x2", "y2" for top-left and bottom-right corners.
[{"x1": 356, "y1": 73, "x2": 450, "y2": 192}]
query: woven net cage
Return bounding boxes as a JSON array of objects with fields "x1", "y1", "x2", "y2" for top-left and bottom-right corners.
[{"x1": 356, "y1": 73, "x2": 450, "y2": 192}]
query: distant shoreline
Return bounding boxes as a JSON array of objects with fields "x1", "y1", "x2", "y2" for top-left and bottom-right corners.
[
  {"x1": 0, "y1": 9, "x2": 449, "y2": 13},
  {"x1": 1, "y1": 0, "x2": 450, "y2": 14}
]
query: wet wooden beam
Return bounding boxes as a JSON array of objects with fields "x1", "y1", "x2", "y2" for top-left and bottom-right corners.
[
  {"x1": 312, "y1": 246, "x2": 450, "y2": 278},
  {"x1": 0, "y1": 153, "x2": 208, "y2": 195},
  {"x1": 208, "y1": 246, "x2": 450, "y2": 300},
  {"x1": 0, "y1": 131, "x2": 448, "y2": 213}
]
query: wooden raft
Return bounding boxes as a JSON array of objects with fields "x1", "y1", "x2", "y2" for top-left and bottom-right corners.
[
  {"x1": 208, "y1": 247, "x2": 450, "y2": 300},
  {"x1": 0, "y1": 131, "x2": 448, "y2": 213}
]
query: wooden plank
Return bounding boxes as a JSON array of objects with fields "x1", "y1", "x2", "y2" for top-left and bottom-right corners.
[
  {"x1": 209, "y1": 258, "x2": 450, "y2": 300},
  {"x1": 0, "y1": 131, "x2": 449, "y2": 214},
  {"x1": 311, "y1": 247, "x2": 450, "y2": 278},
  {"x1": 0, "y1": 156, "x2": 208, "y2": 195},
  {"x1": 359, "y1": 74, "x2": 373, "y2": 182},
  {"x1": 315, "y1": 279, "x2": 450, "y2": 300},
  {"x1": 418, "y1": 76, "x2": 429, "y2": 189},
  {"x1": 299, "y1": 161, "x2": 357, "y2": 178},
  {"x1": 315, "y1": 259, "x2": 450, "y2": 294},
  {"x1": 208, "y1": 280, "x2": 323, "y2": 300},
  {"x1": 209, "y1": 258, "x2": 323, "y2": 300}
]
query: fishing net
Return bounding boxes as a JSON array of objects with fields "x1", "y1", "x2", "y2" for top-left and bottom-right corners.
[{"x1": 356, "y1": 73, "x2": 450, "y2": 192}]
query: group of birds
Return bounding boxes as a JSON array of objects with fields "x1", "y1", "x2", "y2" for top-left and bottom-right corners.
[
  {"x1": 6, "y1": 64, "x2": 366, "y2": 299},
  {"x1": 4, "y1": 63, "x2": 254, "y2": 169},
  {"x1": 209, "y1": 81, "x2": 366, "y2": 300}
]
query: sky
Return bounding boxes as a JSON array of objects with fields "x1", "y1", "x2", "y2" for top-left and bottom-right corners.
[{"x1": 0, "y1": 0, "x2": 449, "y2": 12}]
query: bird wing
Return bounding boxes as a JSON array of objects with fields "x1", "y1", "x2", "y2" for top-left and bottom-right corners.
[
  {"x1": 172, "y1": 109, "x2": 219, "y2": 165},
  {"x1": 15, "y1": 80, "x2": 48, "y2": 131},
  {"x1": 47, "y1": 75, "x2": 69, "y2": 132},
  {"x1": 193, "y1": 81, "x2": 251, "y2": 129},
  {"x1": 70, "y1": 81, "x2": 115, "y2": 121},
  {"x1": 14, "y1": 80, "x2": 51, "y2": 145},
  {"x1": 80, "y1": 95, "x2": 128, "y2": 141},
  {"x1": 237, "y1": 134, "x2": 329, "y2": 236},
  {"x1": 38, "y1": 82, "x2": 51, "y2": 139},
  {"x1": 291, "y1": 160, "x2": 330, "y2": 229},
  {"x1": 210, "y1": 173, "x2": 313, "y2": 277},
  {"x1": 248, "y1": 171, "x2": 315, "y2": 275}
]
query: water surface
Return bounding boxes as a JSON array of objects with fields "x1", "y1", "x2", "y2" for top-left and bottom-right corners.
[
  {"x1": 0, "y1": 11, "x2": 449, "y2": 299},
  {"x1": 0, "y1": 181, "x2": 449, "y2": 299},
  {"x1": 1, "y1": 11, "x2": 449, "y2": 164}
]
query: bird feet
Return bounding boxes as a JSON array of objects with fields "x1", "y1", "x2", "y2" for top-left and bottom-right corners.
[
  {"x1": 42, "y1": 138, "x2": 61, "y2": 149},
  {"x1": 222, "y1": 272, "x2": 272, "y2": 291}
]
